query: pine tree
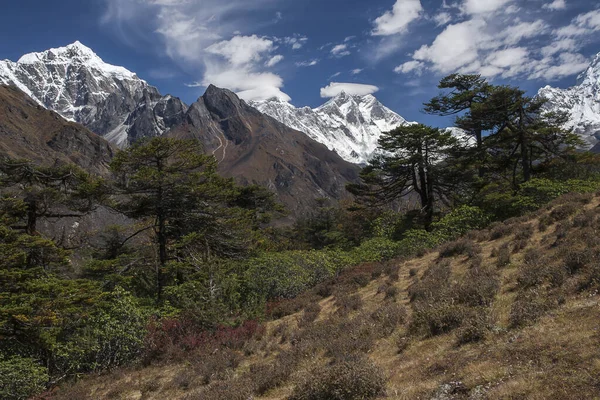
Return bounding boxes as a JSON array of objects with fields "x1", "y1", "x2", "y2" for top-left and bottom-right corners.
[
  {"x1": 0, "y1": 159, "x2": 104, "y2": 236},
  {"x1": 110, "y1": 137, "x2": 255, "y2": 300},
  {"x1": 477, "y1": 86, "x2": 581, "y2": 187},
  {"x1": 424, "y1": 74, "x2": 492, "y2": 177},
  {"x1": 348, "y1": 124, "x2": 458, "y2": 229}
]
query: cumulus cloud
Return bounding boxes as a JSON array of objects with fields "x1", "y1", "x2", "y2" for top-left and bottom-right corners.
[
  {"x1": 350, "y1": 68, "x2": 363, "y2": 75},
  {"x1": 101, "y1": 0, "x2": 292, "y2": 101},
  {"x1": 372, "y1": 0, "x2": 423, "y2": 36},
  {"x1": 320, "y1": 82, "x2": 379, "y2": 98},
  {"x1": 397, "y1": 4, "x2": 597, "y2": 82},
  {"x1": 394, "y1": 60, "x2": 424, "y2": 75},
  {"x1": 206, "y1": 35, "x2": 274, "y2": 66},
  {"x1": 543, "y1": 0, "x2": 566, "y2": 11}
]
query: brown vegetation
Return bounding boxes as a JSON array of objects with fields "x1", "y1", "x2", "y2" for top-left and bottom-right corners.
[{"x1": 49, "y1": 194, "x2": 600, "y2": 400}]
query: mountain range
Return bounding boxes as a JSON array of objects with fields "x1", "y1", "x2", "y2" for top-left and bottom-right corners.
[
  {"x1": 250, "y1": 93, "x2": 408, "y2": 164},
  {"x1": 538, "y1": 53, "x2": 600, "y2": 151},
  {"x1": 0, "y1": 42, "x2": 363, "y2": 215},
  {"x1": 0, "y1": 42, "x2": 411, "y2": 164},
  {"x1": 2, "y1": 41, "x2": 600, "y2": 213},
  {"x1": 0, "y1": 41, "x2": 187, "y2": 148}
]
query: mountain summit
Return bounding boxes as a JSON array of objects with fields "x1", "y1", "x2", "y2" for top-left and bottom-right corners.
[
  {"x1": 250, "y1": 92, "x2": 408, "y2": 164},
  {"x1": 538, "y1": 52, "x2": 600, "y2": 150},
  {"x1": 171, "y1": 85, "x2": 360, "y2": 215},
  {"x1": 0, "y1": 41, "x2": 187, "y2": 147}
]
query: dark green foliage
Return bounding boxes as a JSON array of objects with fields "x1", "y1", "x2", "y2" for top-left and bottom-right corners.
[
  {"x1": 0, "y1": 356, "x2": 49, "y2": 400},
  {"x1": 349, "y1": 124, "x2": 460, "y2": 228},
  {"x1": 110, "y1": 137, "x2": 262, "y2": 300},
  {"x1": 0, "y1": 158, "x2": 105, "y2": 236},
  {"x1": 430, "y1": 206, "x2": 490, "y2": 240},
  {"x1": 288, "y1": 356, "x2": 386, "y2": 400}
]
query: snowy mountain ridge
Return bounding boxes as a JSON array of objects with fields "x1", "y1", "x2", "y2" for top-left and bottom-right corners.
[
  {"x1": 0, "y1": 41, "x2": 187, "y2": 147},
  {"x1": 538, "y1": 52, "x2": 600, "y2": 150},
  {"x1": 251, "y1": 92, "x2": 409, "y2": 164}
]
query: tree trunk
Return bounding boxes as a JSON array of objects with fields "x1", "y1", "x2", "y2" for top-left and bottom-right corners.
[
  {"x1": 25, "y1": 196, "x2": 37, "y2": 236},
  {"x1": 476, "y1": 129, "x2": 484, "y2": 178},
  {"x1": 156, "y1": 158, "x2": 166, "y2": 302},
  {"x1": 417, "y1": 145, "x2": 433, "y2": 230},
  {"x1": 519, "y1": 113, "x2": 531, "y2": 182},
  {"x1": 157, "y1": 213, "x2": 167, "y2": 301}
]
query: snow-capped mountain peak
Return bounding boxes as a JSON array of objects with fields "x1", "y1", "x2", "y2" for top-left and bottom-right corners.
[
  {"x1": 0, "y1": 41, "x2": 187, "y2": 147},
  {"x1": 251, "y1": 93, "x2": 408, "y2": 164},
  {"x1": 539, "y1": 51, "x2": 600, "y2": 149}
]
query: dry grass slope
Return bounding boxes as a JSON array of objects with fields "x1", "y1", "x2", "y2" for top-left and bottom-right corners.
[{"x1": 49, "y1": 193, "x2": 600, "y2": 400}]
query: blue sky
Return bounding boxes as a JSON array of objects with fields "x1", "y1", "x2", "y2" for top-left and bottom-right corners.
[{"x1": 1, "y1": 0, "x2": 599, "y2": 127}]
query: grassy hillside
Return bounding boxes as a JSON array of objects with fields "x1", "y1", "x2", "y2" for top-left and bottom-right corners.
[{"x1": 47, "y1": 192, "x2": 600, "y2": 400}]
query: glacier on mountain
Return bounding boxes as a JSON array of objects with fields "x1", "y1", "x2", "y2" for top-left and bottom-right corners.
[
  {"x1": 251, "y1": 92, "x2": 408, "y2": 164},
  {"x1": 538, "y1": 52, "x2": 600, "y2": 150},
  {"x1": 0, "y1": 41, "x2": 187, "y2": 147}
]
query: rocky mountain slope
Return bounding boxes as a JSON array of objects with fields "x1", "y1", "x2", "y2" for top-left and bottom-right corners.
[
  {"x1": 539, "y1": 52, "x2": 600, "y2": 150},
  {"x1": 0, "y1": 84, "x2": 114, "y2": 175},
  {"x1": 0, "y1": 41, "x2": 187, "y2": 147},
  {"x1": 251, "y1": 93, "x2": 408, "y2": 164},
  {"x1": 171, "y1": 85, "x2": 360, "y2": 214}
]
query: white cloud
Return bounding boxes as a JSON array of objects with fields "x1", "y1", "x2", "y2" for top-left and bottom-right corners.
[
  {"x1": 460, "y1": 0, "x2": 513, "y2": 15},
  {"x1": 500, "y1": 20, "x2": 549, "y2": 46},
  {"x1": 282, "y1": 35, "x2": 308, "y2": 50},
  {"x1": 434, "y1": 12, "x2": 453, "y2": 27},
  {"x1": 320, "y1": 82, "x2": 380, "y2": 98},
  {"x1": 206, "y1": 35, "x2": 274, "y2": 66},
  {"x1": 265, "y1": 55, "x2": 284, "y2": 67},
  {"x1": 394, "y1": 60, "x2": 424, "y2": 75},
  {"x1": 541, "y1": 38, "x2": 578, "y2": 57},
  {"x1": 555, "y1": 9, "x2": 600, "y2": 38},
  {"x1": 372, "y1": 0, "x2": 424, "y2": 36},
  {"x1": 101, "y1": 0, "x2": 290, "y2": 101},
  {"x1": 350, "y1": 68, "x2": 363, "y2": 75},
  {"x1": 413, "y1": 19, "x2": 485, "y2": 74},
  {"x1": 543, "y1": 0, "x2": 566, "y2": 11},
  {"x1": 296, "y1": 59, "x2": 319, "y2": 67},
  {"x1": 404, "y1": 2, "x2": 593, "y2": 83},
  {"x1": 331, "y1": 44, "x2": 351, "y2": 57},
  {"x1": 201, "y1": 65, "x2": 291, "y2": 101},
  {"x1": 528, "y1": 53, "x2": 589, "y2": 80}
]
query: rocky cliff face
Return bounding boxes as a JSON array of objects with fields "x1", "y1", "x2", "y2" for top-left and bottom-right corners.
[
  {"x1": 251, "y1": 92, "x2": 408, "y2": 164},
  {"x1": 538, "y1": 52, "x2": 600, "y2": 149},
  {"x1": 0, "y1": 84, "x2": 114, "y2": 175},
  {"x1": 0, "y1": 41, "x2": 187, "y2": 147},
  {"x1": 171, "y1": 85, "x2": 361, "y2": 214}
]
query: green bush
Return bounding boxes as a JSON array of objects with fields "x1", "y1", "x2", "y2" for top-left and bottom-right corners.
[
  {"x1": 431, "y1": 205, "x2": 491, "y2": 240},
  {"x1": 243, "y1": 250, "x2": 353, "y2": 300},
  {"x1": 480, "y1": 179, "x2": 600, "y2": 220},
  {"x1": 0, "y1": 356, "x2": 49, "y2": 400},
  {"x1": 51, "y1": 287, "x2": 148, "y2": 374}
]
